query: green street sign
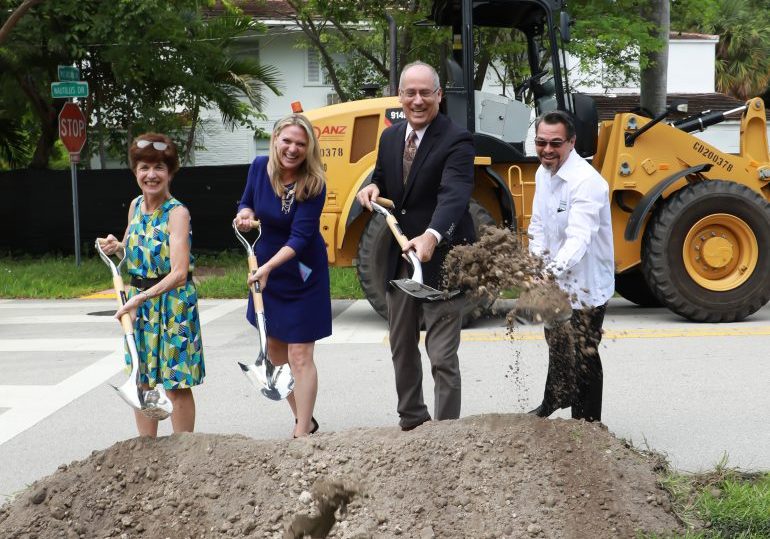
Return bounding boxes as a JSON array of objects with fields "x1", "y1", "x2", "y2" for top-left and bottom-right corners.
[
  {"x1": 58, "y1": 65, "x2": 80, "y2": 82},
  {"x1": 51, "y1": 81, "x2": 89, "y2": 99}
]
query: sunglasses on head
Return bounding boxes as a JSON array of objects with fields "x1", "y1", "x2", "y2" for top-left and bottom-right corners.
[
  {"x1": 135, "y1": 139, "x2": 168, "y2": 151},
  {"x1": 534, "y1": 138, "x2": 567, "y2": 148}
]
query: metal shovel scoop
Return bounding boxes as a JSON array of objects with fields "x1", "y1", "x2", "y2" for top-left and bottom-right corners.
[
  {"x1": 512, "y1": 285, "x2": 573, "y2": 328},
  {"x1": 369, "y1": 198, "x2": 461, "y2": 302},
  {"x1": 95, "y1": 239, "x2": 173, "y2": 420},
  {"x1": 232, "y1": 220, "x2": 294, "y2": 401}
]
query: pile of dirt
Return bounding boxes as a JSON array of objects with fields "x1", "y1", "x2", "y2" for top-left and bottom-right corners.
[{"x1": 0, "y1": 415, "x2": 682, "y2": 538}]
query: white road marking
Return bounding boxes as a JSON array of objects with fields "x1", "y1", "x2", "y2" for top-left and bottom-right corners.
[
  {"x1": 0, "y1": 300, "x2": 244, "y2": 446},
  {"x1": 0, "y1": 338, "x2": 118, "y2": 352}
]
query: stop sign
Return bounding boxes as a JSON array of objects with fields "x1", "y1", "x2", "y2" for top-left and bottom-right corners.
[{"x1": 58, "y1": 102, "x2": 87, "y2": 154}]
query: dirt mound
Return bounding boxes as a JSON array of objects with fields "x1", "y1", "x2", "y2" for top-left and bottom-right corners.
[{"x1": 0, "y1": 415, "x2": 681, "y2": 538}]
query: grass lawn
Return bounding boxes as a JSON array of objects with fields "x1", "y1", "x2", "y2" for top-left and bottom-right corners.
[
  {"x1": 0, "y1": 252, "x2": 364, "y2": 299},
  {"x1": 641, "y1": 453, "x2": 770, "y2": 539}
]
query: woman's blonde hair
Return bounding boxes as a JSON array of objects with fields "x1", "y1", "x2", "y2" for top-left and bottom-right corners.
[{"x1": 267, "y1": 114, "x2": 325, "y2": 201}]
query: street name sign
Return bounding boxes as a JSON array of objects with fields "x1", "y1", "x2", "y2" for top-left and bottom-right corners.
[
  {"x1": 51, "y1": 81, "x2": 89, "y2": 99},
  {"x1": 57, "y1": 65, "x2": 80, "y2": 82}
]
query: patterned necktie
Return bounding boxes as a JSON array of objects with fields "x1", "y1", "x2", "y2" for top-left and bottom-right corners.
[{"x1": 402, "y1": 130, "x2": 417, "y2": 184}]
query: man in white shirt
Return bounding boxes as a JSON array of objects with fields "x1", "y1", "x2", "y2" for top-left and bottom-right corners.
[{"x1": 527, "y1": 110, "x2": 615, "y2": 422}]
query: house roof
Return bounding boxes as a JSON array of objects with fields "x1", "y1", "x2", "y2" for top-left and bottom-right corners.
[
  {"x1": 208, "y1": 1, "x2": 295, "y2": 18},
  {"x1": 669, "y1": 31, "x2": 719, "y2": 41},
  {"x1": 588, "y1": 93, "x2": 767, "y2": 121}
]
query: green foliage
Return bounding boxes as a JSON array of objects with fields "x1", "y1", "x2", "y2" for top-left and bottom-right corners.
[
  {"x1": 0, "y1": 253, "x2": 363, "y2": 299},
  {"x1": 671, "y1": 0, "x2": 770, "y2": 99},
  {"x1": 285, "y1": 0, "x2": 665, "y2": 103},
  {"x1": 650, "y1": 454, "x2": 770, "y2": 539},
  {"x1": 0, "y1": 255, "x2": 109, "y2": 298},
  {"x1": 0, "y1": 0, "x2": 282, "y2": 168}
]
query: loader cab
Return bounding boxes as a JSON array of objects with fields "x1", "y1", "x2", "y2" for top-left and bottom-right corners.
[{"x1": 429, "y1": 0, "x2": 597, "y2": 158}]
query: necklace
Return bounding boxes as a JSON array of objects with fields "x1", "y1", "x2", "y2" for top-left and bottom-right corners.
[{"x1": 281, "y1": 183, "x2": 296, "y2": 214}]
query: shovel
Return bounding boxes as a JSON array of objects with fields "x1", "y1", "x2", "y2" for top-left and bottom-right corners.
[
  {"x1": 369, "y1": 197, "x2": 461, "y2": 302},
  {"x1": 95, "y1": 238, "x2": 173, "y2": 420},
  {"x1": 232, "y1": 219, "x2": 295, "y2": 401}
]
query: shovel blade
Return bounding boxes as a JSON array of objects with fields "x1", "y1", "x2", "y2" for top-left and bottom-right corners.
[
  {"x1": 109, "y1": 381, "x2": 173, "y2": 420},
  {"x1": 389, "y1": 279, "x2": 461, "y2": 302},
  {"x1": 140, "y1": 386, "x2": 173, "y2": 420},
  {"x1": 110, "y1": 379, "x2": 143, "y2": 411},
  {"x1": 238, "y1": 361, "x2": 294, "y2": 401}
]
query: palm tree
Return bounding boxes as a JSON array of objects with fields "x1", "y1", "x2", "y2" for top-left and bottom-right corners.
[{"x1": 0, "y1": 110, "x2": 30, "y2": 169}]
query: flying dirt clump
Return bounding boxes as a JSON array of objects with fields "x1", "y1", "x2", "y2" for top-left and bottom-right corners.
[
  {"x1": 0, "y1": 416, "x2": 683, "y2": 538},
  {"x1": 443, "y1": 226, "x2": 571, "y2": 322}
]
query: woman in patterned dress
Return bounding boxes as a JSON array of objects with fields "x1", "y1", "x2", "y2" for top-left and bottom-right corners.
[
  {"x1": 234, "y1": 114, "x2": 331, "y2": 438},
  {"x1": 100, "y1": 133, "x2": 205, "y2": 437}
]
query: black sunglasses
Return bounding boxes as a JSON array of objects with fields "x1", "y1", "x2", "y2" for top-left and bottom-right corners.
[
  {"x1": 135, "y1": 139, "x2": 168, "y2": 151},
  {"x1": 534, "y1": 138, "x2": 567, "y2": 148}
]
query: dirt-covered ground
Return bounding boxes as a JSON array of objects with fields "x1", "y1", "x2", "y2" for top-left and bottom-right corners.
[{"x1": 0, "y1": 415, "x2": 681, "y2": 539}]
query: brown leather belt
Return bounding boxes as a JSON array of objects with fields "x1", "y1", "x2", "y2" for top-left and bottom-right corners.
[{"x1": 130, "y1": 272, "x2": 193, "y2": 290}]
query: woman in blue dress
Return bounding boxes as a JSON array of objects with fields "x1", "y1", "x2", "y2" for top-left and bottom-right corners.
[{"x1": 234, "y1": 114, "x2": 332, "y2": 438}]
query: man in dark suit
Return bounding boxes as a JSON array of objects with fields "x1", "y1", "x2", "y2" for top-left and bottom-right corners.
[{"x1": 357, "y1": 61, "x2": 475, "y2": 431}]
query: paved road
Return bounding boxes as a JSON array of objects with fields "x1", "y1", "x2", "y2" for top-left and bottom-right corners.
[{"x1": 1, "y1": 297, "x2": 769, "y2": 503}]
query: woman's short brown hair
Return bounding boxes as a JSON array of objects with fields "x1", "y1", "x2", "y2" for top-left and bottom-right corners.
[{"x1": 128, "y1": 133, "x2": 180, "y2": 175}]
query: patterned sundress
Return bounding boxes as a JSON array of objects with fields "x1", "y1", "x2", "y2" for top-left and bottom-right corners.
[{"x1": 124, "y1": 195, "x2": 205, "y2": 389}]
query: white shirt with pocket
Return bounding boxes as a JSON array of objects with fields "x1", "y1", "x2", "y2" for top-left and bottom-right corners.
[{"x1": 527, "y1": 149, "x2": 615, "y2": 308}]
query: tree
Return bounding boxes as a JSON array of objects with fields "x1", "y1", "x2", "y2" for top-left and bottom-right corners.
[
  {"x1": 283, "y1": 0, "x2": 664, "y2": 106},
  {"x1": 0, "y1": 0, "x2": 281, "y2": 168},
  {"x1": 672, "y1": 0, "x2": 770, "y2": 100},
  {"x1": 640, "y1": 0, "x2": 669, "y2": 115},
  {"x1": 0, "y1": 0, "x2": 41, "y2": 45}
]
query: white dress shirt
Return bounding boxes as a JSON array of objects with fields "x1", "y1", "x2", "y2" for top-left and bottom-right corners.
[{"x1": 527, "y1": 149, "x2": 615, "y2": 308}]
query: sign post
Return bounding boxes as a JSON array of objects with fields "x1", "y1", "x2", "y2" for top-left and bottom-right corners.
[{"x1": 56, "y1": 64, "x2": 88, "y2": 266}]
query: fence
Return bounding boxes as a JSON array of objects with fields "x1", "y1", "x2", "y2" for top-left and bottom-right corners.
[{"x1": 0, "y1": 165, "x2": 252, "y2": 255}]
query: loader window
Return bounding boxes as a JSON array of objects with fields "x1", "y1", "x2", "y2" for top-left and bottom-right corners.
[{"x1": 349, "y1": 114, "x2": 379, "y2": 163}]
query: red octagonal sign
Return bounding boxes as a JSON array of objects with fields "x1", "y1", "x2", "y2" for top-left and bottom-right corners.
[{"x1": 59, "y1": 102, "x2": 87, "y2": 155}]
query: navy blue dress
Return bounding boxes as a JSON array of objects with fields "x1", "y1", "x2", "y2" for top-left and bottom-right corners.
[{"x1": 238, "y1": 156, "x2": 332, "y2": 343}]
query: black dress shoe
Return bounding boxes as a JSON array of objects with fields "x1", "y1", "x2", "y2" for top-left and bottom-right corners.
[
  {"x1": 401, "y1": 416, "x2": 431, "y2": 431},
  {"x1": 528, "y1": 402, "x2": 558, "y2": 417}
]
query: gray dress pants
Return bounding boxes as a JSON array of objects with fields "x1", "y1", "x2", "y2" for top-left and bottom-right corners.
[{"x1": 386, "y1": 277, "x2": 463, "y2": 429}]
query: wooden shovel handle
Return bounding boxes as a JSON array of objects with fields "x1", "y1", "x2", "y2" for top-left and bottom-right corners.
[
  {"x1": 111, "y1": 274, "x2": 135, "y2": 335},
  {"x1": 247, "y1": 254, "x2": 265, "y2": 312},
  {"x1": 375, "y1": 197, "x2": 394, "y2": 209},
  {"x1": 383, "y1": 213, "x2": 410, "y2": 250}
]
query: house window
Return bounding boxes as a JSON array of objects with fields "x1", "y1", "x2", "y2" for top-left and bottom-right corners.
[{"x1": 306, "y1": 47, "x2": 332, "y2": 86}]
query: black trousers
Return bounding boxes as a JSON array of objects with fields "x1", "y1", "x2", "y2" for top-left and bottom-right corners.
[{"x1": 542, "y1": 303, "x2": 607, "y2": 422}]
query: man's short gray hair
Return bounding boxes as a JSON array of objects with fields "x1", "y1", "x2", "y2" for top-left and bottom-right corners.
[{"x1": 399, "y1": 61, "x2": 440, "y2": 91}]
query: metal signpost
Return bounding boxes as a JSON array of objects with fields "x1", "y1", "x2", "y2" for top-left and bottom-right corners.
[{"x1": 52, "y1": 66, "x2": 88, "y2": 266}]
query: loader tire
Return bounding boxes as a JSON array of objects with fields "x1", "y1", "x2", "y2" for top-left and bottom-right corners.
[
  {"x1": 641, "y1": 180, "x2": 770, "y2": 322},
  {"x1": 614, "y1": 267, "x2": 662, "y2": 307},
  {"x1": 356, "y1": 200, "x2": 495, "y2": 326}
]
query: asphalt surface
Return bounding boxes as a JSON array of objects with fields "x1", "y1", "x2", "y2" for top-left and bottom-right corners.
[{"x1": 1, "y1": 297, "x2": 769, "y2": 503}]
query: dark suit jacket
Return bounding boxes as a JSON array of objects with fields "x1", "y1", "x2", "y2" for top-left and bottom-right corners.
[{"x1": 372, "y1": 112, "x2": 475, "y2": 289}]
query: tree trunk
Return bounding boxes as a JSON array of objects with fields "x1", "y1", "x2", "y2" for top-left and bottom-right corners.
[
  {"x1": 639, "y1": 0, "x2": 670, "y2": 116},
  {"x1": 0, "y1": 0, "x2": 43, "y2": 45}
]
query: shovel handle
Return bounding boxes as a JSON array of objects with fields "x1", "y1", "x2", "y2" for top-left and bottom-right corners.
[
  {"x1": 247, "y1": 255, "x2": 265, "y2": 312},
  {"x1": 111, "y1": 274, "x2": 135, "y2": 335},
  {"x1": 383, "y1": 213, "x2": 410, "y2": 250},
  {"x1": 375, "y1": 197, "x2": 394, "y2": 209}
]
